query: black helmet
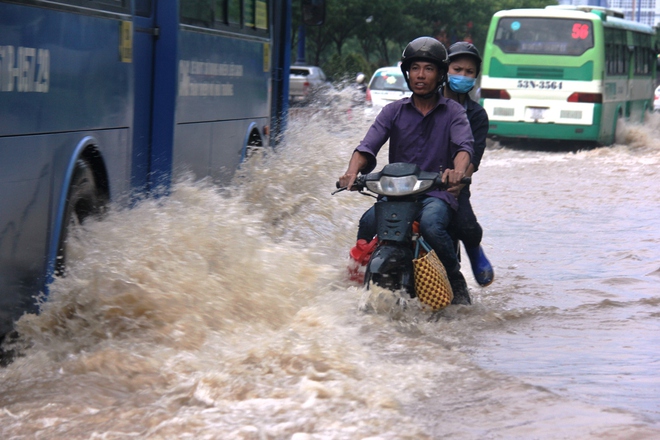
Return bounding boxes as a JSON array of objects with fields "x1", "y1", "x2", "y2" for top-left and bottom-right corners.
[
  {"x1": 448, "y1": 41, "x2": 482, "y2": 77},
  {"x1": 400, "y1": 37, "x2": 449, "y2": 92},
  {"x1": 401, "y1": 37, "x2": 449, "y2": 73}
]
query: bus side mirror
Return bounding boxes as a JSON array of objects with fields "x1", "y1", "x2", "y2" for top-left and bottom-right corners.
[{"x1": 302, "y1": 0, "x2": 325, "y2": 26}]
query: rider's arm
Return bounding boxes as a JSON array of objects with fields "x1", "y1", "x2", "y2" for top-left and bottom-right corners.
[
  {"x1": 444, "y1": 151, "x2": 470, "y2": 185},
  {"x1": 339, "y1": 104, "x2": 395, "y2": 189},
  {"x1": 443, "y1": 151, "x2": 471, "y2": 196},
  {"x1": 442, "y1": 102, "x2": 473, "y2": 188},
  {"x1": 339, "y1": 151, "x2": 370, "y2": 190},
  {"x1": 468, "y1": 104, "x2": 489, "y2": 173},
  {"x1": 465, "y1": 163, "x2": 476, "y2": 178},
  {"x1": 449, "y1": 104, "x2": 487, "y2": 195},
  {"x1": 453, "y1": 151, "x2": 470, "y2": 175}
]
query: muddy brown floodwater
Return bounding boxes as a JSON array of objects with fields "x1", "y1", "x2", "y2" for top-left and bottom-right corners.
[{"x1": 2, "y1": 95, "x2": 659, "y2": 439}]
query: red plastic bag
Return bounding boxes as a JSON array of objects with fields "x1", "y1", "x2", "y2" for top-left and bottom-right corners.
[{"x1": 347, "y1": 237, "x2": 378, "y2": 284}]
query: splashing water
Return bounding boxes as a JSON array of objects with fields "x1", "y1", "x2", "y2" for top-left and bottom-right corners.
[{"x1": 2, "y1": 94, "x2": 660, "y2": 438}]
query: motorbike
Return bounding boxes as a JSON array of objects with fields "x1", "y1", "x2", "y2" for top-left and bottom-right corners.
[{"x1": 334, "y1": 162, "x2": 470, "y2": 305}]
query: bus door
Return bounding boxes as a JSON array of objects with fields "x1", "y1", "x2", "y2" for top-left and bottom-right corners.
[
  {"x1": 130, "y1": 0, "x2": 179, "y2": 193},
  {"x1": 131, "y1": 0, "x2": 158, "y2": 192}
]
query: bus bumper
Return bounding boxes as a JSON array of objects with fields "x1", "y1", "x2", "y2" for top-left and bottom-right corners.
[{"x1": 487, "y1": 121, "x2": 601, "y2": 142}]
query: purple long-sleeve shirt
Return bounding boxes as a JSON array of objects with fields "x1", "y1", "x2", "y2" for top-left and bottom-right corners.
[{"x1": 355, "y1": 95, "x2": 474, "y2": 209}]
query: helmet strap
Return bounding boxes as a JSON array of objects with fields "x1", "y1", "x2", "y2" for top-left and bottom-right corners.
[
  {"x1": 405, "y1": 71, "x2": 446, "y2": 100},
  {"x1": 413, "y1": 90, "x2": 438, "y2": 100}
]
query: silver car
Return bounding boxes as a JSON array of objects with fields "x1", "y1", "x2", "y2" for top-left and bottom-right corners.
[
  {"x1": 289, "y1": 65, "x2": 328, "y2": 102},
  {"x1": 366, "y1": 66, "x2": 411, "y2": 109}
]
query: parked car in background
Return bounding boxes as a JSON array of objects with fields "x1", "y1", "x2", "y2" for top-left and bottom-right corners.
[
  {"x1": 654, "y1": 85, "x2": 660, "y2": 112},
  {"x1": 289, "y1": 65, "x2": 328, "y2": 102},
  {"x1": 366, "y1": 66, "x2": 411, "y2": 110}
]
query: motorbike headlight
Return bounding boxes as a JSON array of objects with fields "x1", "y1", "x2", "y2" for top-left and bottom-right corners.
[{"x1": 366, "y1": 175, "x2": 434, "y2": 196}]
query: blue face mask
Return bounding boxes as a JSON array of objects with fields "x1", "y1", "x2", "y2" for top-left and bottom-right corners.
[{"x1": 448, "y1": 74, "x2": 476, "y2": 94}]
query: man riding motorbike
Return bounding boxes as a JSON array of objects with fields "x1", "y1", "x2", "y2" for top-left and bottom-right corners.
[{"x1": 339, "y1": 36, "x2": 475, "y2": 304}]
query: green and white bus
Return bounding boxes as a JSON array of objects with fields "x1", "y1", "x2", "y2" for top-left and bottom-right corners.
[{"x1": 480, "y1": 6, "x2": 657, "y2": 145}]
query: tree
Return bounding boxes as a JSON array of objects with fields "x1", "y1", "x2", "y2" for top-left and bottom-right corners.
[{"x1": 293, "y1": 0, "x2": 556, "y2": 75}]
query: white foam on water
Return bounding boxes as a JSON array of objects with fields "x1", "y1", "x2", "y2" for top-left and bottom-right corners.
[{"x1": 1, "y1": 98, "x2": 659, "y2": 438}]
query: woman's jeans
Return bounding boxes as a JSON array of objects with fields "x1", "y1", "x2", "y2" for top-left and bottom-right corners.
[{"x1": 451, "y1": 185, "x2": 483, "y2": 249}]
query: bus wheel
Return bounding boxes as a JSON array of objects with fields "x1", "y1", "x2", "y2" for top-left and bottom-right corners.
[
  {"x1": 55, "y1": 159, "x2": 106, "y2": 277},
  {"x1": 244, "y1": 131, "x2": 263, "y2": 161},
  {"x1": 612, "y1": 111, "x2": 623, "y2": 145},
  {"x1": 0, "y1": 330, "x2": 20, "y2": 366}
]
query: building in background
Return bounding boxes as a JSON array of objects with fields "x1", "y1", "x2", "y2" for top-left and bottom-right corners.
[{"x1": 557, "y1": 0, "x2": 660, "y2": 27}]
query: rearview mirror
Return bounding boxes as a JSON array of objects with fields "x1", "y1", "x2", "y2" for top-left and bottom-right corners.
[{"x1": 302, "y1": 0, "x2": 325, "y2": 26}]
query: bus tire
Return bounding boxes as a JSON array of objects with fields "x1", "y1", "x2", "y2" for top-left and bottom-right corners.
[
  {"x1": 612, "y1": 110, "x2": 623, "y2": 145},
  {"x1": 244, "y1": 130, "x2": 263, "y2": 161},
  {"x1": 55, "y1": 159, "x2": 106, "y2": 277}
]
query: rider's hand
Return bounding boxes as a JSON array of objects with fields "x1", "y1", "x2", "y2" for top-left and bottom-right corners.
[
  {"x1": 447, "y1": 183, "x2": 465, "y2": 198},
  {"x1": 339, "y1": 152, "x2": 369, "y2": 191},
  {"x1": 339, "y1": 172, "x2": 358, "y2": 191},
  {"x1": 442, "y1": 168, "x2": 466, "y2": 187}
]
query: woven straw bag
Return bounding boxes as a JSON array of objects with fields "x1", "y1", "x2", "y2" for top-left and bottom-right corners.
[{"x1": 412, "y1": 249, "x2": 453, "y2": 310}]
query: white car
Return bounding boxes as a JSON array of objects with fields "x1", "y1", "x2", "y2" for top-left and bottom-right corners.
[
  {"x1": 289, "y1": 65, "x2": 328, "y2": 102},
  {"x1": 366, "y1": 66, "x2": 411, "y2": 110},
  {"x1": 654, "y1": 85, "x2": 660, "y2": 112}
]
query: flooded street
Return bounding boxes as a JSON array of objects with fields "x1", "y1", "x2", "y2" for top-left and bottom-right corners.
[{"x1": 1, "y1": 99, "x2": 660, "y2": 439}]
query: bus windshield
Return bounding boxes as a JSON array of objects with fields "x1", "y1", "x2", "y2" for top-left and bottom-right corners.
[{"x1": 494, "y1": 17, "x2": 594, "y2": 56}]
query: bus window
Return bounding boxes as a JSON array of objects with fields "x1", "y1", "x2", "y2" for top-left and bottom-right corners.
[
  {"x1": 135, "y1": 0, "x2": 152, "y2": 17},
  {"x1": 494, "y1": 18, "x2": 594, "y2": 56},
  {"x1": 180, "y1": 0, "x2": 269, "y2": 32},
  {"x1": 180, "y1": 0, "x2": 214, "y2": 27},
  {"x1": 633, "y1": 33, "x2": 653, "y2": 75},
  {"x1": 214, "y1": 0, "x2": 225, "y2": 25},
  {"x1": 244, "y1": 0, "x2": 255, "y2": 28},
  {"x1": 244, "y1": 0, "x2": 270, "y2": 31},
  {"x1": 227, "y1": 0, "x2": 241, "y2": 25},
  {"x1": 52, "y1": 0, "x2": 129, "y2": 13},
  {"x1": 605, "y1": 29, "x2": 627, "y2": 75},
  {"x1": 255, "y1": 0, "x2": 268, "y2": 30}
]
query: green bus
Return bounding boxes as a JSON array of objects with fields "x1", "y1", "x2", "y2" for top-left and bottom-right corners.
[{"x1": 480, "y1": 5, "x2": 657, "y2": 145}]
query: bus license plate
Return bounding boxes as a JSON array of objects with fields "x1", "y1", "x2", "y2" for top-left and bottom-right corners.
[
  {"x1": 526, "y1": 107, "x2": 547, "y2": 120},
  {"x1": 517, "y1": 80, "x2": 563, "y2": 90}
]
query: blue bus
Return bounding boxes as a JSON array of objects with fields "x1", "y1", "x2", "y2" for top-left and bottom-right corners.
[{"x1": 0, "y1": 0, "x2": 323, "y2": 344}]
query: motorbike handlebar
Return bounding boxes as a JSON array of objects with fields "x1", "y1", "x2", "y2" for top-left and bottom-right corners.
[
  {"x1": 334, "y1": 175, "x2": 471, "y2": 193},
  {"x1": 334, "y1": 174, "x2": 367, "y2": 191},
  {"x1": 437, "y1": 176, "x2": 472, "y2": 188}
]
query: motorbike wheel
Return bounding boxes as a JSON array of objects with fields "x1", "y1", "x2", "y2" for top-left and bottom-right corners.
[
  {"x1": 364, "y1": 269, "x2": 414, "y2": 296},
  {"x1": 362, "y1": 269, "x2": 414, "y2": 314}
]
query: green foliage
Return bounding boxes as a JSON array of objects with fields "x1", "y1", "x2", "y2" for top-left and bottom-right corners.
[
  {"x1": 322, "y1": 52, "x2": 373, "y2": 81},
  {"x1": 294, "y1": 0, "x2": 557, "y2": 77}
]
